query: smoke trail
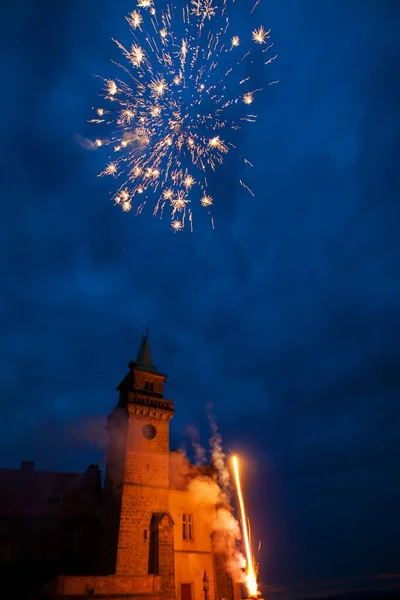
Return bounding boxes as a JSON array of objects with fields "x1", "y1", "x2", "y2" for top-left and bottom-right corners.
[
  {"x1": 188, "y1": 475, "x2": 247, "y2": 585},
  {"x1": 207, "y1": 404, "x2": 231, "y2": 495},
  {"x1": 185, "y1": 424, "x2": 208, "y2": 465}
]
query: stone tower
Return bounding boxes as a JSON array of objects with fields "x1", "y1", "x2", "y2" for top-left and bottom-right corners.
[{"x1": 101, "y1": 332, "x2": 175, "y2": 598}]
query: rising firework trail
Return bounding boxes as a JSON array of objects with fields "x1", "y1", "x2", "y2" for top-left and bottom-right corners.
[
  {"x1": 232, "y1": 455, "x2": 259, "y2": 598},
  {"x1": 89, "y1": 0, "x2": 277, "y2": 231}
]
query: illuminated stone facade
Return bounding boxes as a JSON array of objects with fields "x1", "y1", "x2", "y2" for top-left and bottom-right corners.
[{"x1": 52, "y1": 333, "x2": 240, "y2": 600}]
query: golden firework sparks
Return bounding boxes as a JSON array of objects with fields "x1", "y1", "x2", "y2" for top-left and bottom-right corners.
[
  {"x1": 137, "y1": 0, "x2": 153, "y2": 8},
  {"x1": 171, "y1": 219, "x2": 183, "y2": 231},
  {"x1": 183, "y1": 175, "x2": 195, "y2": 189},
  {"x1": 200, "y1": 194, "x2": 213, "y2": 207},
  {"x1": 127, "y1": 10, "x2": 143, "y2": 30},
  {"x1": 130, "y1": 43, "x2": 145, "y2": 67},
  {"x1": 90, "y1": 0, "x2": 276, "y2": 231},
  {"x1": 106, "y1": 80, "x2": 117, "y2": 96},
  {"x1": 150, "y1": 76, "x2": 167, "y2": 97},
  {"x1": 231, "y1": 35, "x2": 240, "y2": 48},
  {"x1": 101, "y1": 162, "x2": 118, "y2": 176},
  {"x1": 191, "y1": 0, "x2": 216, "y2": 21},
  {"x1": 252, "y1": 26, "x2": 269, "y2": 44}
]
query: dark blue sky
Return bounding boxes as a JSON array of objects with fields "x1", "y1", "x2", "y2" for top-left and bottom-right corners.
[{"x1": 1, "y1": 0, "x2": 399, "y2": 596}]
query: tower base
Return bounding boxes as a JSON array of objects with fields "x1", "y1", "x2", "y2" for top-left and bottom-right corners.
[{"x1": 49, "y1": 574, "x2": 162, "y2": 600}]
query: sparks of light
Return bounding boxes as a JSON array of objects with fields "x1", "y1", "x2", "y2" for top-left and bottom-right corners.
[
  {"x1": 172, "y1": 219, "x2": 183, "y2": 231},
  {"x1": 191, "y1": 0, "x2": 216, "y2": 20},
  {"x1": 100, "y1": 162, "x2": 117, "y2": 176},
  {"x1": 90, "y1": 0, "x2": 276, "y2": 231},
  {"x1": 127, "y1": 10, "x2": 143, "y2": 29},
  {"x1": 201, "y1": 194, "x2": 213, "y2": 207},
  {"x1": 183, "y1": 175, "x2": 195, "y2": 188},
  {"x1": 150, "y1": 105, "x2": 162, "y2": 117},
  {"x1": 130, "y1": 44, "x2": 145, "y2": 67},
  {"x1": 232, "y1": 456, "x2": 259, "y2": 598},
  {"x1": 150, "y1": 76, "x2": 167, "y2": 97},
  {"x1": 106, "y1": 80, "x2": 117, "y2": 96},
  {"x1": 252, "y1": 26, "x2": 269, "y2": 44}
]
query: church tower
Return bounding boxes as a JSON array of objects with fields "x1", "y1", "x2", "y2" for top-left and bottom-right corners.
[{"x1": 101, "y1": 332, "x2": 175, "y2": 597}]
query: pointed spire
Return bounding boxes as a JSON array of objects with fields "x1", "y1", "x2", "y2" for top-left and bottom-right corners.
[{"x1": 135, "y1": 328, "x2": 153, "y2": 369}]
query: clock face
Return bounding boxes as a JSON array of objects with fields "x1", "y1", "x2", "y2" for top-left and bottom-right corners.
[{"x1": 142, "y1": 424, "x2": 157, "y2": 440}]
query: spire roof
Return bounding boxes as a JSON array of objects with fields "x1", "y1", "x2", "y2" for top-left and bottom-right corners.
[
  {"x1": 136, "y1": 329, "x2": 153, "y2": 369},
  {"x1": 129, "y1": 329, "x2": 165, "y2": 375}
]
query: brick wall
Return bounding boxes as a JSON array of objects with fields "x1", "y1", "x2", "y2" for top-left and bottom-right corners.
[
  {"x1": 114, "y1": 377, "x2": 173, "y2": 577},
  {"x1": 157, "y1": 514, "x2": 175, "y2": 600},
  {"x1": 132, "y1": 370, "x2": 165, "y2": 396},
  {"x1": 116, "y1": 486, "x2": 170, "y2": 575}
]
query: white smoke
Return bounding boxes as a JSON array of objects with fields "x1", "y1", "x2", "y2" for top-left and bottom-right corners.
[
  {"x1": 185, "y1": 424, "x2": 208, "y2": 465},
  {"x1": 74, "y1": 134, "x2": 99, "y2": 150},
  {"x1": 187, "y1": 446, "x2": 248, "y2": 586},
  {"x1": 188, "y1": 475, "x2": 247, "y2": 585},
  {"x1": 207, "y1": 405, "x2": 231, "y2": 495}
]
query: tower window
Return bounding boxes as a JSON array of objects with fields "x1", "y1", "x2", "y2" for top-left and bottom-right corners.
[
  {"x1": 182, "y1": 513, "x2": 193, "y2": 540},
  {"x1": 144, "y1": 381, "x2": 154, "y2": 391}
]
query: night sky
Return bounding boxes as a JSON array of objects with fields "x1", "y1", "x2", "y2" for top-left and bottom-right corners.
[{"x1": 1, "y1": 0, "x2": 400, "y2": 597}]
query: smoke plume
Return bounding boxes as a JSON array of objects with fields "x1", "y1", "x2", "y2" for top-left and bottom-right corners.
[
  {"x1": 207, "y1": 404, "x2": 231, "y2": 496},
  {"x1": 188, "y1": 474, "x2": 247, "y2": 585},
  {"x1": 185, "y1": 424, "x2": 208, "y2": 465}
]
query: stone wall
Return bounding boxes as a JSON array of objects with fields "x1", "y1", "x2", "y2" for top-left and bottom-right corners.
[
  {"x1": 53, "y1": 573, "x2": 162, "y2": 600},
  {"x1": 115, "y1": 393, "x2": 172, "y2": 576},
  {"x1": 157, "y1": 514, "x2": 175, "y2": 600}
]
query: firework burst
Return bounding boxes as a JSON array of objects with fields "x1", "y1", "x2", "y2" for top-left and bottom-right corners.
[{"x1": 89, "y1": 0, "x2": 277, "y2": 231}]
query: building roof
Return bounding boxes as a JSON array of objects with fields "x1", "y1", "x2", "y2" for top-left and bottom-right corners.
[
  {"x1": 122, "y1": 331, "x2": 167, "y2": 379},
  {"x1": 136, "y1": 329, "x2": 153, "y2": 369},
  {"x1": 0, "y1": 462, "x2": 101, "y2": 518}
]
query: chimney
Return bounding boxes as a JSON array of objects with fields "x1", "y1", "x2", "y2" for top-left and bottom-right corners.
[{"x1": 84, "y1": 464, "x2": 101, "y2": 488}]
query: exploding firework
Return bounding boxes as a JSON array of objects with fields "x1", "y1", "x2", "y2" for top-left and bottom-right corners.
[
  {"x1": 232, "y1": 455, "x2": 259, "y2": 598},
  {"x1": 89, "y1": 0, "x2": 277, "y2": 231}
]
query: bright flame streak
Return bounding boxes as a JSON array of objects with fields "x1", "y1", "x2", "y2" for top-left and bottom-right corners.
[{"x1": 231, "y1": 456, "x2": 259, "y2": 598}]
